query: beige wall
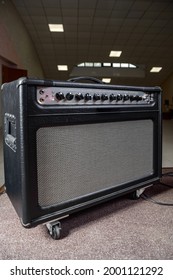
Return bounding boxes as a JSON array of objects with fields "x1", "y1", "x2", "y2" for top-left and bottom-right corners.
[
  {"x1": 0, "y1": 0, "x2": 44, "y2": 127},
  {"x1": 0, "y1": 0, "x2": 44, "y2": 81}
]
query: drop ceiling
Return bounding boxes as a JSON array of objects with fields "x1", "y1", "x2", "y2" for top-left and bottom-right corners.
[{"x1": 11, "y1": 0, "x2": 173, "y2": 86}]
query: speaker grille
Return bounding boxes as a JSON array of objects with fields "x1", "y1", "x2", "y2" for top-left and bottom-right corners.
[{"x1": 36, "y1": 120, "x2": 153, "y2": 207}]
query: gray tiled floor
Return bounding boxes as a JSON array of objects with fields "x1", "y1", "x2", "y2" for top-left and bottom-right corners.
[{"x1": 0, "y1": 120, "x2": 172, "y2": 187}]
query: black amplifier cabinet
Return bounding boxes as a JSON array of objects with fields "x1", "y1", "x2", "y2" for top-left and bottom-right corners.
[{"x1": 2, "y1": 77, "x2": 162, "y2": 233}]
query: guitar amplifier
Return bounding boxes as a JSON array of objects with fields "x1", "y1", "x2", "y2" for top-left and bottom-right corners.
[{"x1": 2, "y1": 77, "x2": 162, "y2": 237}]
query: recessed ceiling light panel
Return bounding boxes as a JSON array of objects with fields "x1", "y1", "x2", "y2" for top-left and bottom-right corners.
[
  {"x1": 109, "y1": 51, "x2": 122, "y2": 57},
  {"x1": 150, "y1": 67, "x2": 162, "y2": 73},
  {"x1": 48, "y1": 24, "x2": 64, "y2": 32},
  {"x1": 102, "y1": 78, "x2": 111, "y2": 83},
  {"x1": 57, "y1": 65, "x2": 68, "y2": 71}
]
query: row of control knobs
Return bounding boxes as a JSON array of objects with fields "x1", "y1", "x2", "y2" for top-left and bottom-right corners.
[{"x1": 55, "y1": 92, "x2": 143, "y2": 102}]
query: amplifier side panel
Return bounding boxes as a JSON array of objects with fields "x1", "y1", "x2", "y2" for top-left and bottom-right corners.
[{"x1": 2, "y1": 80, "x2": 28, "y2": 221}]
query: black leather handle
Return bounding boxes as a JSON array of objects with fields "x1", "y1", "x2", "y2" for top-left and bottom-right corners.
[{"x1": 67, "y1": 76, "x2": 104, "y2": 84}]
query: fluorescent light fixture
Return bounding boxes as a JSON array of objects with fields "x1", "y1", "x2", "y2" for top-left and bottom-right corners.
[
  {"x1": 77, "y1": 61, "x2": 137, "y2": 69},
  {"x1": 150, "y1": 67, "x2": 162, "y2": 73},
  {"x1": 109, "y1": 50, "x2": 122, "y2": 57},
  {"x1": 94, "y1": 62, "x2": 101, "y2": 67},
  {"x1": 78, "y1": 62, "x2": 102, "y2": 67},
  {"x1": 113, "y1": 63, "x2": 120, "y2": 67},
  {"x1": 57, "y1": 65, "x2": 68, "y2": 71},
  {"x1": 129, "y1": 64, "x2": 136, "y2": 68},
  {"x1": 103, "y1": 62, "x2": 111, "y2": 67},
  {"x1": 78, "y1": 63, "x2": 85, "y2": 67},
  {"x1": 121, "y1": 63, "x2": 128, "y2": 68},
  {"x1": 102, "y1": 78, "x2": 111, "y2": 83},
  {"x1": 85, "y1": 62, "x2": 93, "y2": 67},
  {"x1": 48, "y1": 24, "x2": 64, "y2": 32}
]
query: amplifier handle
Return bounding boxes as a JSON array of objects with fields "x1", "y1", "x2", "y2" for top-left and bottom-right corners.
[
  {"x1": 67, "y1": 76, "x2": 104, "y2": 84},
  {"x1": 4, "y1": 113, "x2": 17, "y2": 152}
]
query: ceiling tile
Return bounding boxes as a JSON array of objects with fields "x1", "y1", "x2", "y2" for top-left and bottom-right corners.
[
  {"x1": 44, "y1": 8, "x2": 61, "y2": 16},
  {"x1": 42, "y1": 0, "x2": 61, "y2": 8},
  {"x1": 127, "y1": 10, "x2": 145, "y2": 19},
  {"x1": 62, "y1": 9, "x2": 78, "y2": 17},
  {"x1": 78, "y1": 9, "x2": 95, "y2": 17},
  {"x1": 78, "y1": 0, "x2": 97, "y2": 9},
  {"x1": 61, "y1": 0, "x2": 78, "y2": 9},
  {"x1": 47, "y1": 16, "x2": 63, "y2": 24},
  {"x1": 114, "y1": 0, "x2": 134, "y2": 10},
  {"x1": 24, "y1": 0, "x2": 42, "y2": 7},
  {"x1": 30, "y1": 16, "x2": 48, "y2": 24},
  {"x1": 131, "y1": 1, "x2": 151, "y2": 11},
  {"x1": 96, "y1": 0, "x2": 115, "y2": 10}
]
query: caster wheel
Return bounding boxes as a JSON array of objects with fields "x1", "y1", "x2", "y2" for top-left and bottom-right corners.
[
  {"x1": 51, "y1": 225, "x2": 61, "y2": 240},
  {"x1": 129, "y1": 190, "x2": 140, "y2": 200},
  {"x1": 46, "y1": 221, "x2": 62, "y2": 240}
]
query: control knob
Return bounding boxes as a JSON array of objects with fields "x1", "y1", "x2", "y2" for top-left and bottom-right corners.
[
  {"x1": 101, "y1": 94, "x2": 108, "y2": 101},
  {"x1": 66, "y1": 92, "x2": 74, "y2": 100},
  {"x1": 93, "y1": 94, "x2": 101, "y2": 101},
  {"x1": 123, "y1": 94, "x2": 129, "y2": 101},
  {"x1": 55, "y1": 92, "x2": 64, "y2": 101},
  {"x1": 117, "y1": 94, "x2": 122, "y2": 101},
  {"x1": 135, "y1": 95, "x2": 142, "y2": 101},
  {"x1": 110, "y1": 94, "x2": 116, "y2": 101},
  {"x1": 85, "y1": 93, "x2": 92, "y2": 101},
  {"x1": 130, "y1": 95, "x2": 136, "y2": 101},
  {"x1": 75, "y1": 93, "x2": 84, "y2": 100}
]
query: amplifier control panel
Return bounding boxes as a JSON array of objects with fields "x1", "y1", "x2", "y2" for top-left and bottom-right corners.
[{"x1": 36, "y1": 87, "x2": 155, "y2": 106}]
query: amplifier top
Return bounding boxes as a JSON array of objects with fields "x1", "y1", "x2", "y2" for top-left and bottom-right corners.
[{"x1": 37, "y1": 86, "x2": 155, "y2": 106}]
